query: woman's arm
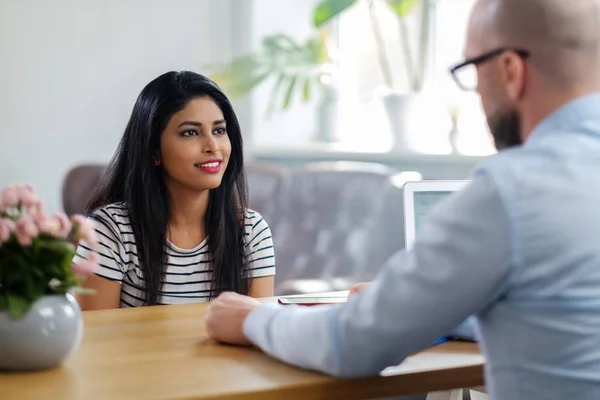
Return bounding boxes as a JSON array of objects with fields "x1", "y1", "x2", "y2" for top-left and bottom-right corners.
[
  {"x1": 245, "y1": 211, "x2": 276, "y2": 298},
  {"x1": 73, "y1": 213, "x2": 127, "y2": 311},
  {"x1": 76, "y1": 274, "x2": 122, "y2": 310},
  {"x1": 249, "y1": 276, "x2": 275, "y2": 298}
]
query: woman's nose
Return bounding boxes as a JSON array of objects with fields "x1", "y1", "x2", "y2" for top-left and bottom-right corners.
[{"x1": 203, "y1": 134, "x2": 220, "y2": 154}]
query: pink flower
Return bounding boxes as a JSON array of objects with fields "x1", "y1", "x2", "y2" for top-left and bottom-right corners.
[
  {"x1": 72, "y1": 252, "x2": 98, "y2": 276},
  {"x1": 1, "y1": 185, "x2": 19, "y2": 209},
  {"x1": 0, "y1": 218, "x2": 16, "y2": 244},
  {"x1": 16, "y1": 184, "x2": 41, "y2": 209},
  {"x1": 35, "y1": 212, "x2": 61, "y2": 237},
  {"x1": 55, "y1": 213, "x2": 72, "y2": 239},
  {"x1": 15, "y1": 214, "x2": 39, "y2": 246},
  {"x1": 71, "y1": 215, "x2": 97, "y2": 245}
]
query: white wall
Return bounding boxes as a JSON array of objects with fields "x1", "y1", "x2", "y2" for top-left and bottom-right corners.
[{"x1": 0, "y1": 0, "x2": 235, "y2": 212}]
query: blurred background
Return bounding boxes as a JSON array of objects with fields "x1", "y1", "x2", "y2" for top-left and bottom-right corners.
[{"x1": 0, "y1": 0, "x2": 490, "y2": 213}]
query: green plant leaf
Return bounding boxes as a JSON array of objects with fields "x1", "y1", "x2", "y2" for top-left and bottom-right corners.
[
  {"x1": 313, "y1": 0, "x2": 357, "y2": 27},
  {"x1": 266, "y1": 73, "x2": 288, "y2": 117},
  {"x1": 36, "y1": 237, "x2": 75, "y2": 255},
  {"x1": 210, "y1": 56, "x2": 272, "y2": 99},
  {"x1": 0, "y1": 294, "x2": 7, "y2": 310},
  {"x1": 23, "y1": 274, "x2": 39, "y2": 301},
  {"x1": 307, "y1": 31, "x2": 331, "y2": 65},
  {"x1": 282, "y1": 75, "x2": 298, "y2": 110},
  {"x1": 263, "y1": 34, "x2": 302, "y2": 53},
  {"x1": 387, "y1": 0, "x2": 420, "y2": 17},
  {"x1": 302, "y1": 76, "x2": 312, "y2": 102},
  {"x1": 73, "y1": 286, "x2": 96, "y2": 295},
  {"x1": 8, "y1": 294, "x2": 30, "y2": 318}
]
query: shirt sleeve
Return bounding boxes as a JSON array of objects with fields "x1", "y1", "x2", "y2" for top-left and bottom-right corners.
[
  {"x1": 73, "y1": 212, "x2": 127, "y2": 284},
  {"x1": 245, "y1": 212, "x2": 276, "y2": 278},
  {"x1": 243, "y1": 171, "x2": 511, "y2": 377},
  {"x1": 449, "y1": 316, "x2": 478, "y2": 341}
]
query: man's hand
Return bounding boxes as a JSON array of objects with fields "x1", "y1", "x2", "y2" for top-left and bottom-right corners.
[
  {"x1": 349, "y1": 282, "x2": 371, "y2": 296},
  {"x1": 204, "y1": 292, "x2": 261, "y2": 346}
]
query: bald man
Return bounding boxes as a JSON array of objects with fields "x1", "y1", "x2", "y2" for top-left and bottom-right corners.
[{"x1": 205, "y1": 0, "x2": 600, "y2": 398}]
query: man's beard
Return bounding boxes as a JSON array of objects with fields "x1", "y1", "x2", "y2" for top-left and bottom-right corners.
[{"x1": 486, "y1": 108, "x2": 523, "y2": 150}]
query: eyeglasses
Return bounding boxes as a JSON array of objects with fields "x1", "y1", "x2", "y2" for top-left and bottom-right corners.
[{"x1": 449, "y1": 48, "x2": 530, "y2": 91}]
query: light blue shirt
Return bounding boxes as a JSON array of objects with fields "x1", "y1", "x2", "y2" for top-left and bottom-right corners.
[{"x1": 244, "y1": 94, "x2": 600, "y2": 400}]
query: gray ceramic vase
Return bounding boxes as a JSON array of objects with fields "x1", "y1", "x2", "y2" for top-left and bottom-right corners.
[{"x1": 0, "y1": 293, "x2": 83, "y2": 371}]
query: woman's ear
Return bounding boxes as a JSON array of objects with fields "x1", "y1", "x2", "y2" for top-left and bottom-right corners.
[{"x1": 153, "y1": 151, "x2": 161, "y2": 166}]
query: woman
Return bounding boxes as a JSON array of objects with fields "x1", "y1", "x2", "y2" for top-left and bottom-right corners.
[{"x1": 74, "y1": 71, "x2": 275, "y2": 310}]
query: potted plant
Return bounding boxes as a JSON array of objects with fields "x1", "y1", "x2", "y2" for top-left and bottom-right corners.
[
  {"x1": 314, "y1": 0, "x2": 432, "y2": 151},
  {"x1": 0, "y1": 184, "x2": 98, "y2": 371},
  {"x1": 210, "y1": 32, "x2": 333, "y2": 116},
  {"x1": 209, "y1": 30, "x2": 341, "y2": 142}
]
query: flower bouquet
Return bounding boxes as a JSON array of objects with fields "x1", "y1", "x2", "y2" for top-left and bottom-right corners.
[{"x1": 0, "y1": 184, "x2": 98, "y2": 371}]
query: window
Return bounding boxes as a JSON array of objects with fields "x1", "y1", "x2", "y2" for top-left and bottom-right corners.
[{"x1": 336, "y1": 0, "x2": 495, "y2": 155}]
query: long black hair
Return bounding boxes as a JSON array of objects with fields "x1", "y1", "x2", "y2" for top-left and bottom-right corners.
[{"x1": 88, "y1": 71, "x2": 249, "y2": 305}]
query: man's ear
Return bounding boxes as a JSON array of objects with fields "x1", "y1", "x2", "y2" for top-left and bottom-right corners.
[{"x1": 501, "y1": 52, "x2": 527, "y2": 101}]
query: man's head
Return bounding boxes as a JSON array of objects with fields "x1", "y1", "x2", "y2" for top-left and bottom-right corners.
[{"x1": 459, "y1": 0, "x2": 600, "y2": 150}]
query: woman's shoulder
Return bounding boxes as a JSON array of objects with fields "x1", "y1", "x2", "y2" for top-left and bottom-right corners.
[
  {"x1": 243, "y1": 208, "x2": 266, "y2": 225},
  {"x1": 243, "y1": 209, "x2": 271, "y2": 235},
  {"x1": 89, "y1": 202, "x2": 130, "y2": 220},
  {"x1": 243, "y1": 209, "x2": 275, "y2": 264},
  {"x1": 87, "y1": 202, "x2": 131, "y2": 232}
]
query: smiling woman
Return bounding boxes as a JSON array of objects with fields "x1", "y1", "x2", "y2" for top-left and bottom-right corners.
[{"x1": 72, "y1": 71, "x2": 275, "y2": 310}]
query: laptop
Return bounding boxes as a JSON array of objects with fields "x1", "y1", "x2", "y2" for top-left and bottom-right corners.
[
  {"x1": 403, "y1": 180, "x2": 476, "y2": 344},
  {"x1": 403, "y1": 180, "x2": 469, "y2": 249}
]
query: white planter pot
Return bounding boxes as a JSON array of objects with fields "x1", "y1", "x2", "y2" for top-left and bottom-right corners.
[
  {"x1": 314, "y1": 84, "x2": 340, "y2": 143},
  {"x1": 383, "y1": 93, "x2": 420, "y2": 152},
  {"x1": 0, "y1": 293, "x2": 83, "y2": 371}
]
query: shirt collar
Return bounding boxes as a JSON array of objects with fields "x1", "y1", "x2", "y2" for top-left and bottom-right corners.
[{"x1": 528, "y1": 92, "x2": 600, "y2": 143}]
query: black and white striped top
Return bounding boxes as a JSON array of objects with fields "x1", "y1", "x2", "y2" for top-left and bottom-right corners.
[{"x1": 74, "y1": 203, "x2": 275, "y2": 307}]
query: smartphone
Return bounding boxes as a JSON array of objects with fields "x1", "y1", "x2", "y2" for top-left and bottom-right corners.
[{"x1": 278, "y1": 297, "x2": 347, "y2": 306}]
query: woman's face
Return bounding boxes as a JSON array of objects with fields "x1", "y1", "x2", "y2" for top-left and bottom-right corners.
[{"x1": 158, "y1": 96, "x2": 231, "y2": 192}]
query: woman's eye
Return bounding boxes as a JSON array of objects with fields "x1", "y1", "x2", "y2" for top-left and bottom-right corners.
[
  {"x1": 180, "y1": 130, "x2": 198, "y2": 137},
  {"x1": 214, "y1": 127, "x2": 227, "y2": 135}
]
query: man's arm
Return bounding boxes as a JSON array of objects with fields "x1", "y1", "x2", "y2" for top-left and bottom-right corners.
[
  {"x1": 348, "y1": 285, "x2": 479, "y2": 341},
  {"x1": 244, "y1": 172, "x2": 511, "y2": 377}
]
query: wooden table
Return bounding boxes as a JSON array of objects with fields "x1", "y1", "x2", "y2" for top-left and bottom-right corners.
[{"x1": 0, "y1": 297, "x2": 484, "y2": 400}]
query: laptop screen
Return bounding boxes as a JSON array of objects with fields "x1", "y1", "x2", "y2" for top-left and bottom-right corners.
[
  {"x1": 404, "y1": 180, "x2": 468, "y2": 249},
  {"x1": 413, "y1": 191, "x2": 455, "y2": 234}
]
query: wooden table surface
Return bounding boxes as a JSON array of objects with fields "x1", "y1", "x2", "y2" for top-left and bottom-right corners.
[{"x1": 0, "y1": 295, "x2": 484, "y2": 400}]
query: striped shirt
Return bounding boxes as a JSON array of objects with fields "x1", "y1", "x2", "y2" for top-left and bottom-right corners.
[{"x1": 74, "y1": 203, "x2": 275, "y2": 307}]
